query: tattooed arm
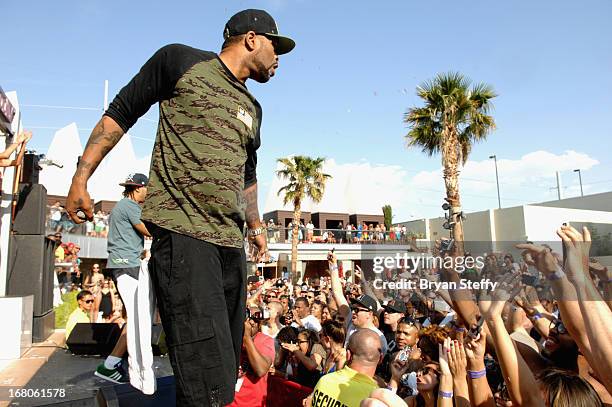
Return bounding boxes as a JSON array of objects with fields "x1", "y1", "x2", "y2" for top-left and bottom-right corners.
[{"x1": 66, "y1": 116, "x2": 124, "y2": 223}]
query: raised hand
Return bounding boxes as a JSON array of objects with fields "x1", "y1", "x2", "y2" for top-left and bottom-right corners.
[
  {"x1": 589, "y1": 258, "x2": 611, "y2": 282},
  {"x1": 464, "y1": 329, "x2": 487, "y2": 366},
  {"x1": 478, "y1": 274, "x2": 521, "y2": 320},
  {"x1": 557, "y1": 226, "x2": 591, "y2": 287},
  {"x1": 447, "y1": 339, "x2": 467, "y2": 378},
  {"x1": 16, "y1": 130, "x2": 33, "y2": 144},
  {"x1": 515, "y1": 243, "x2": 560, "y2": 278},
  {"x1": 439, "y1": 338, "x2": 452, "y2": 376}
]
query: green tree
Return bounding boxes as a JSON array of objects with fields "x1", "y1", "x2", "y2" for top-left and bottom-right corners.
[
  {"x1": 382, "y1": 205, "x2": 393, "y2": 230},
  {"x1": 277, "y1": 156, "x2": 331, "y2": 283},
  {"x1": 404, "y1": 72, "x2": 497, "y2": 253}
]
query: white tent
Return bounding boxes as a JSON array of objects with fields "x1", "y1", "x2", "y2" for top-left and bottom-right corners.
[{"x1": 39, "y1": 124, "x2": 150, "y2": 201}]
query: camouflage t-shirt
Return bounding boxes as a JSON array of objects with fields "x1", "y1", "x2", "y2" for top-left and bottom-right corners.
[{"x1": 105, "y1": 44, "x2": 261, "y2": 248}]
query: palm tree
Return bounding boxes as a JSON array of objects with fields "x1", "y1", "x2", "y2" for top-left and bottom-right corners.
[
  {"x1": 404, "y1": 72, "x2": 496, "y2": 253},
  {"x1": 277, "y1": 156, "x2": 331, "y2": 283}
]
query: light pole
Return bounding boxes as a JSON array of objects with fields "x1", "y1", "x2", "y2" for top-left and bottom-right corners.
[
  {"x1": 574, "y1": 169, "x2": 584, "y2": 197},
  {"x1": 489, "y1": 155, "x2": 501, "y2": 209}
]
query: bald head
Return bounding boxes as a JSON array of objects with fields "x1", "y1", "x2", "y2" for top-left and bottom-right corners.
[
  {"x1": 267, "y1": 301, "x2": 283, "y2": 317},
  {"x1": 348, "y1": 329, "x2": 382, "y2": 366}
]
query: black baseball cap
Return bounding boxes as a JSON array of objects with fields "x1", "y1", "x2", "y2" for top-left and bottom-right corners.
[
  {"x1": 383, "y1": 299, "x2": 407, "y2": 314},
  {"x1": 119, "y1": 173, "x2": 148, "y2": 187},
  {"x1": 223, "y1": 9, "x2": 295, "y2": 55},
  {"x1": 350, "y1": 294, "x2": 377, "y2": 312}
]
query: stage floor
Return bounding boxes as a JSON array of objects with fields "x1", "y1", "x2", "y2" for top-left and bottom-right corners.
[{"x1": 6, "y1": 348, "x2": 173, "y2": 406}]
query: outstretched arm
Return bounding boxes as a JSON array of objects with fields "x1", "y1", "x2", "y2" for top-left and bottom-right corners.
[
  {"x1": 480, "y1": 288, "x2": 544, "y2": 407},
  {"x1": 558, "y1": 226, "x2": 612, "y2": 393},
  {"x1": 66, "y1": 116, "x2": 124, "y2": 222},
  {"x1": 328, "y1": 252, "x2": 350, "y2": 323}
]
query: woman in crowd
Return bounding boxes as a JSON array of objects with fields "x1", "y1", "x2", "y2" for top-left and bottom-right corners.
[
  {"x1": 310, "y1": 299, "x2": 325, "y2": 325},
  {"x1": 98, "y1": 278, "x2": 116, "y2": 322},
  {"x1": 319, "y1": 320, "x2": 346, "y2": 374},
  {"x1": 82, "y1": 263, "x2": 104, "y2": 320},
  {"x1": 278, "y1": 329, "x2": 326, "y2": 388}
]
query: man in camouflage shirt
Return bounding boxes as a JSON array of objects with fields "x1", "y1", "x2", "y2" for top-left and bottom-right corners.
[{"x1": 66, "y1": 9, "x2": 295, "y2": 406}]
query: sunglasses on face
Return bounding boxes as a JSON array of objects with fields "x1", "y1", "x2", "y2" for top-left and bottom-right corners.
[
  {"x1": 83, "y1": 299, "x2": 94, "y2": 304},
  {"x1": 550, "y1": 319, "x2": 568, "y2": 335},
  {"x1": 351, "y1": 307, "x2": 370, "y2": 314}
]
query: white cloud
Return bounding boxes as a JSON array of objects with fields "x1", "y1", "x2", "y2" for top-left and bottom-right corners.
[{"x1": 263, "y1": 150, "x2": 603, "y2": 223}]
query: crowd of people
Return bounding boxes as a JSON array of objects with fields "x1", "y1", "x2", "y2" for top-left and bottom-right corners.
[
  {"x1": 236, "y1": 224, "x2": 611, "y2": 406},
  {"x1": 48, "y1": 202, "x2": 110, "y2": 237},
  {"x1": 265, "y1": 219, "x2": 416, "y2": 245}
]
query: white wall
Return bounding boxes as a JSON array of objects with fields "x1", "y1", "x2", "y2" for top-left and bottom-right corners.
[
  {"x1": 535, "y1": 191, "x2": 612, "y2": 212},
  {"x1": 523, "y1": 205, "x2": 612, "y2": 242}
]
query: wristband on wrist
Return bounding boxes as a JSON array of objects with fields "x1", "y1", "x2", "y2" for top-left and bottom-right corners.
[
  {"x1": 330, "y1": 265, "x2": 338, "y2": 271},
  {"x1": 438, "y1": 390, "x2": 453, "y2": 398},
  {"x1": 532, "y1": 312, "x2": 542, "y2": 321},
  {"x1": 454, "y1": 326, "x2": 466, "y2": 332},
  {"x1": 468, "y1": 369, "x2": 487, "y2": 379},
  {"x1": 547, "y1": 267, "x2": 565, "y2": 281}
]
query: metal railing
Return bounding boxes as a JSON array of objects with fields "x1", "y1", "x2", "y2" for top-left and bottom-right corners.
[{"x1": 262, "y1": 226, "x2": 421, "y2": 245}]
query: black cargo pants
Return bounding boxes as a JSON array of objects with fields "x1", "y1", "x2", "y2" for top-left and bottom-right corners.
[{"x1": 147, "y1": 223, "x2": 246, "y2": 406}]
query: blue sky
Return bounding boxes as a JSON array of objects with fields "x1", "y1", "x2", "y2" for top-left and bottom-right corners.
[{"x1": 2, "y1": 0, "x2": 612, "y2": 220}]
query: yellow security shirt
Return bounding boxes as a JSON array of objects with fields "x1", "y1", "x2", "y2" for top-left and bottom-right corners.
[
  {"x1": 311, "y1": 366, "x2": 378, "y2": 407},
  {"x1": 65, "y1": 307, "x2": 90, "y2": 339}
]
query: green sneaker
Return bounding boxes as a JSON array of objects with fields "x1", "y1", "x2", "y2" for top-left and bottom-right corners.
[{"x1": 94, "y1": 363, "x2": 129, "y2": 384}]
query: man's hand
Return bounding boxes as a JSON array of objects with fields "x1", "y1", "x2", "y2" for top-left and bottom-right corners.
[
  {"x1": 243, "y1": 320, "x2": 254, "y2": 341},
  {"x1": 515, "y1": 243, "x2": 559, "y2": 278},
  {"x1": 66, "y1": 181, "x2": 93, "y2": 223},
  {"x1": 251, "y1": 234, "x2": 270, "y2": 263},
  {"x1": 389, "y1": 354, "x2": 409, "y2": 382},
  {"x1": 291, "y1": 309, "x2": 302, "y2": 325}
]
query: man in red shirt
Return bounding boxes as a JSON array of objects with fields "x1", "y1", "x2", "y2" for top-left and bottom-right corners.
[{"x1": 229, "y1": 306, "x2": 275, "y2": 406}]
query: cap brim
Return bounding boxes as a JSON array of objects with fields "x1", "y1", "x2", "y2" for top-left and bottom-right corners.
[
  {"x1": 383, "y1": 306, "x2": 404, "y2": 314},
  {"x1": 266, "y1": 34, "x2": 295, "y2": 55},
  {"x1": 350, "y1": 297, "x2": 370, "y2": 310},
  {"x1": 119, "y1": 182, "x2": 145, "y2": 187}
]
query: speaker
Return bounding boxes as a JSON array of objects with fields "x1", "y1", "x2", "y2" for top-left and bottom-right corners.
[
  {"x1": 21, "y1": 152, "x2": 42, "y2": 184},
  {"x1": 33, "y1": 309, "x2": 55, "y2": 342},
  {"x1": 13, "y1": 183, "x2": 47, "y2": 235},
  {"x1": 66, "y1": 323, "x2": 122, "y2": 356},
  {"x1": 7, "y1": 234, "x2": 55, "y2": 315},
  {"x1": 96, "y1": 375, "x2": 176, "y2": 407}
]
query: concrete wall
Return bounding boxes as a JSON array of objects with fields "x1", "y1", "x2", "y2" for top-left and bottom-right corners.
[
  {"x1": 398, "y1": 219, "x2": 427, "y2": 238},
  {"x1": 535, "y1": 191, "x2": 612, "y2": 212},
  {"x1": 523, "y1": 205, "x2": 612, "y2": 243}
]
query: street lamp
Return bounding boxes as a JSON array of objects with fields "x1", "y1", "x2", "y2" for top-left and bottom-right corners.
[
  {"x1": 489, "y1": 155, "x2": 501, "y2": 209},
  {"x1": 574, "y1": 169, "x2": 584, "y2": 197}
]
